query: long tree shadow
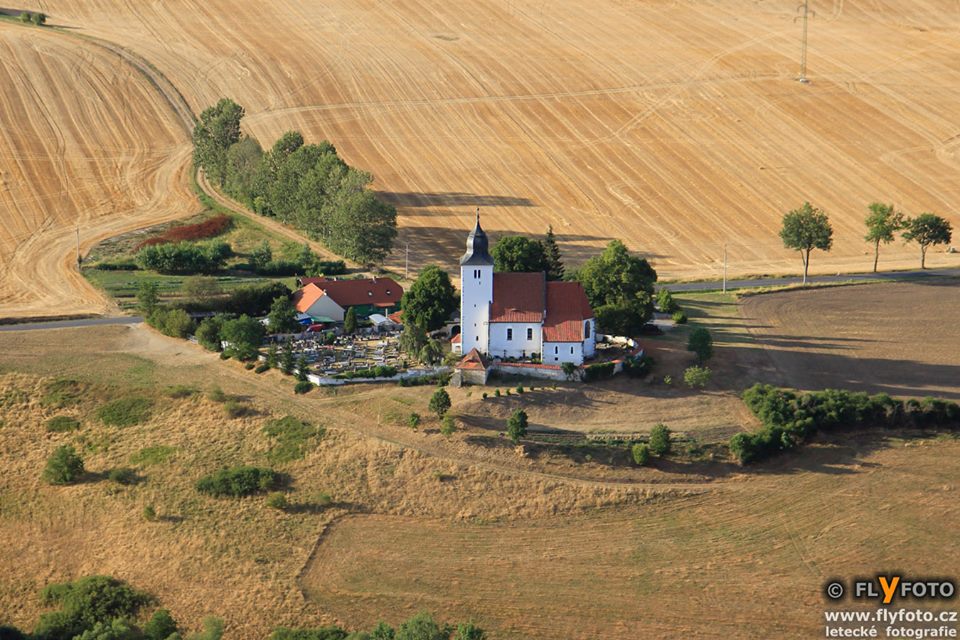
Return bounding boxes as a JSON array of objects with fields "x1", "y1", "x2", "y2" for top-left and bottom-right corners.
[{"x1": 378, "y1": 191, "x2": 535, "y2": 208}]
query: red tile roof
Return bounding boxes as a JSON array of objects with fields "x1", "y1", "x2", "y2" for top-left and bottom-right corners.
[
  {"x1": 387, "y1": 310, "x2": 404, "y2": 325},
  {"x1": 489, "y1": 273, "x2": 544, "y2": 323},
  {"x1": 297, "y1": 277, "x2": 402, "y2": 308},
  {"x1": 543, "y1": 281, "x2": 594, "y2": 342},
  {"x1": 450, "y1": 333, "x2": 461, "y2": 344},
  {"x1": 457, "y1": 348, "x2": 487, "y2": 371}
]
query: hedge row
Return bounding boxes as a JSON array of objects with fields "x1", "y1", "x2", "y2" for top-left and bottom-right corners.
[
  {"x1": 583, "y1": 361, "x2": 615, "y2": 382},
  {"x1": 731, "y1": 384, "x2": 960, "y2": 464},
  {"x1": 334, "y1": 365, "x2": 397, "y2": 380},
  {"x1": 136, "y1": 240, "x2": 231, "y2": 275}
]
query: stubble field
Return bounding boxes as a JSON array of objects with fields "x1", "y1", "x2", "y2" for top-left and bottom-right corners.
[{"x1": 3, "y1": 1, "x2": 960, "y2": 318}]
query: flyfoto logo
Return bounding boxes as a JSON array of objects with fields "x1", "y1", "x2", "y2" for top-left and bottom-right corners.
[{"x1": 825, "y1": 576, "x2": 957, "y2": 605}]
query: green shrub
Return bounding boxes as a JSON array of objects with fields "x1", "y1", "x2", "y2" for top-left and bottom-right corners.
[
  {"x1": 266, "y1": 492, "x2": 289, "y2": 510},
  {"x1": 45, "y1": 416, "x2": 80, "y2": 433},
  {"x1": 35, "y1": 576, "x2": 151, "y2": 640},
  {"x1": 686, "y1": 327, "x2": 713, "y2": 364},
  {"x1": 107, "y1": 468, "x2": 138, "y2": 485},
  {"x1": 41, "y1": 378, "x2": 84, "y2": 409},
  {"x1": 494, "y1": 389, "x2": 501, "y2": 398},
  {"x1": 623, "y1": 354, "x2": 654, "y2": 378},
  {"x1": 43, "y1": 445, "x2": 85, "y2": 485},
  {"x1": 507, "y1": 409, "x2": 528, "y2": 444},
  {"x1": 683, "y1": 365, "x2": 712, "y2": 388},
  {"x1": 583, "y1": 361, "x2": 615, "y2": 382},
  {"x1": 146, "y1": 307, "x2": 195, "y2": 338},
  {"x1": 195, "y1": 315, "x2": 225, "y2": 351},
  {"x1": 294, "y1": 380, "x2": 314, "y2": 394},
  {"x1": 130, "y1": 446, "x2": 175, "y2": 466},
  {"x1": 429, "y1": 388, "x2": 451, "y2": 418},
  {"x1": 95, "y1": 397, "x2": 153, "y2": 427},
  {"x1": 263, "y1": 416, "x2": 324, "y2": 463},
  {"x1": 334, "y1": 365, "x2": 397, "y2": 380},
  {"x1": 223, "y1": 400, "x2": 250, "y2": 418},
  {"x1": 408, "y1": 413, "x2": 421, "y2": 430},
  {"x1": 143, "y1": 609, "x2": 179, "y2": 640},
  {"x1": 164, "y1": 385, "x2": 198, "y2": 398},
  {"x1": 440, "y1": 414, "x2": 456, "y2": 437},
  {"x1": 671, "y1": 310, "x2": 687, "y2": 324},
  {"x1": 208, "y1": 386, "x2": 227, "y2": 402},
  {"x1": 648, "y1": 423, "x2": 671, "y2": 456},
  {"x1": 516, "y1": 385, "x2": 524, "y2": 394},
  {"x1": 219, "y1": 351, "x2": 231, "y2": 360},
  {"x1": 269, "y1": 626, "x2": 348, "y2": 640},
  {"x1": 244, "y1": 362, "x2": 256, "y2": 370},
  {"x1": 255, "y1": 363, "x2": 270, "y2": 374},
  {"x1": 481, "y1": 392, "x2": 488, "y2": 400},
  {"x1": 657, "y1": 289, "x2": 678, "y2": 313},
  {"x1": 631, "y1": 443, "x2": 650, "y2": 466},
  {"x1": 135, "y1": 240, "x2": 231, "y2": 274},
  {"x1": 142, "y1": 504, "x2": 157, "y2": 521},
  {"x1": 196, "y1": 466, "x2": 280, "y2": 497}
]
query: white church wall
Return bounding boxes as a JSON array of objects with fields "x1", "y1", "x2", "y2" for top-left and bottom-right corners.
[
  {"x1": 488, "y1": 322, "x2": 542, "y2": 359},
  {"x1": 543, "y1": 341, "x2": 584, "y2": 365}
]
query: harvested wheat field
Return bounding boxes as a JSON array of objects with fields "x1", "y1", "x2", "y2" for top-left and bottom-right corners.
[
  {"x1": 15, "y1": 0, "x2": 959, "y2": 282},
  {"x1": 742, "y1": 279, "x2": 960, "y2": 399},
  {"x1": 0, "y1": 22, "x2": 195, "y2": 318}
]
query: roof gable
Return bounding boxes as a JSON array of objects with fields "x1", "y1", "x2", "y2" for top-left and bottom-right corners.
[
  {"x1": 490, "y1": 272, "x2": 545, "y2": 323},
  {"x1": 293, "y1": 283, "x2": 328, "y2": 314},
  {"x1": 298, "y1": 277, "x2": 403, "y2": 308},
  {"x1": 543, "y1": 281, "x2": 594, "y2": 342}
]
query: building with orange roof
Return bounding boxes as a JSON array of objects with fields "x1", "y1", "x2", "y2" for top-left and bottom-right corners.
[{"x1": 292, "y1": 277, "x2": 402, "y2": 323}]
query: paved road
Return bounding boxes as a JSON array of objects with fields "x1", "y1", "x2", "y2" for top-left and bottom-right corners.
[
  {"x1": 662, "y1": 267, "x2": 960, "y2": 292},
  {"x1": 0, "y1": 316, "x2": 142, "y2": 332}
]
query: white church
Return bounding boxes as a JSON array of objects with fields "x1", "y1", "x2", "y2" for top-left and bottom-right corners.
[{"x1": 453, "y1": 215, "x2": 596, "y2": 365}]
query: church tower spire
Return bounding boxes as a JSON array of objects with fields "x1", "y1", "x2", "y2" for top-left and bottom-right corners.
[{"x1": 460, "y1": 207, "x2": 493, "y2": 266}]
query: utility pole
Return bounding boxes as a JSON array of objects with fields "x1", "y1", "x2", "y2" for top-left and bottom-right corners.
[
  {"x1": 404, "y1": 242, "x2": 409, "y2": 280},
  {"x1": 797, "y1": 0, "x2": 815, "y2": 84},
  {"x1": 76, "y1": 225, "x2": 82, "y2": 268},
  {"x1": 722, "y1": 243, "x2": 727, "y2": 294}
]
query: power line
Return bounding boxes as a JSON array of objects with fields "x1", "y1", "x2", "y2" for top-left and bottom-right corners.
[{"x1": 796, "y1": 0, "x2": 816, "y2": 83}]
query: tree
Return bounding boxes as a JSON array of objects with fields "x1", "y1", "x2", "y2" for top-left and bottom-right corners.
[
  {"x1": 220, "y1": 315, "x2": 266, "y2": 360},
  {"x1": 648, "y1": 423, "x2": 671, "y2": 456},
  {"x1": 182, "y1": 276, "x2": 222, "y2": 305},
  {"x1": 369, "y1": 622, "x2": 396, "y2": 640},
  {"x1": 507, "y1": 409, "x2": 528, "y2": 444},
  {"x1": 189, "y1": 617, "x2": 224, "y2": 640},
  {"x1": 268, "y1": 295, "x2": 300, "y2": 334},
  {"x1": 902, "y1": 213, "x2": 952, "y2": 269},
  {"x1": 440, "y1": 414, "x2": 456, "y2": 437},
  {"x1": 31, "y1": 12, "x2": 46, "y2": 25},
  {"x1": 418, "y1": 339, "x2": 444, "y2": 366},
  {"x1": 266, "y1": 344, "x2": 279, "y2": 368},
  {"x1": 196, "y1": 315, "x2": 225, "y2": 351},
  {"x1": 779, "y1": 202, "x2": 833, "y2": 284},
  {"x1": 429, "y1": 388, "x2": 451, "y2": 418},
  {"x1": 343, "y1": 307, "x2": 358, "y2": 334},
  {"x1": 224, "y1": 137, "x2": 264, "y2": 205},
  {"x1": 492, "y1": 236, "x2": 548, "y2": 273},
  {"x1": 657, "y1": 289, "x2": 678, "y2": 313},
  {"x1": 864, "y1": 202, "x2": 904, "y2": 273},
  {"x1": 43, "y1": 445, "x2": 85, "y2": 485},
  {"x1": 295, "y1": 355, "x2": 310, "y2": 382},
  {"x1": 19, "y1": 12, "x2": 30, "y2": 22},
  {"x1": 395, "y1": 613, "x2": 445, "y2": 640},
  {"x1": 136, "y1": 281, "x2": 160, "y2": 315},
  {"x1": 192, "y1": 98, "x2": 244, "y2": 186},
  {"x1": 250, "y1": 241, "x2": 273, "y2": 271},
  {"x1": 543, "y1": 226, "x2": 564, "y2": 281},
  {"x1": 454, "y1": 623, "x2": 485, "y2": 640},
  {"x1": 280, "y1": 340, "x2": 295, "y2": 374},
  {"x1": 400, "y1": 265, "x2": 457, "y2": 331},
  {"x1": 686, "y1": 327, "x2": 713, "y2": 364},
  {"x1": 631, "y1": 443, "x2": 650, "y2": 466},
  {"x1": 575, "y1": 240, "x2": 657, "y2": 331},
  {"x1": 399, "y1": 323, "x2": 428, "y2": 358},
  {"x1": 683, "y1": 365, "x2": 712, "y2": 389},
  {"x1": 561, "y1": 362, "x2": 577, "y2": 381}
]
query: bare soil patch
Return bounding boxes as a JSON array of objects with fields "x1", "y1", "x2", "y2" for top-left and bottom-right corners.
[{"x1": 742, "y1": 280, "x2": 960, "y2": 399}]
